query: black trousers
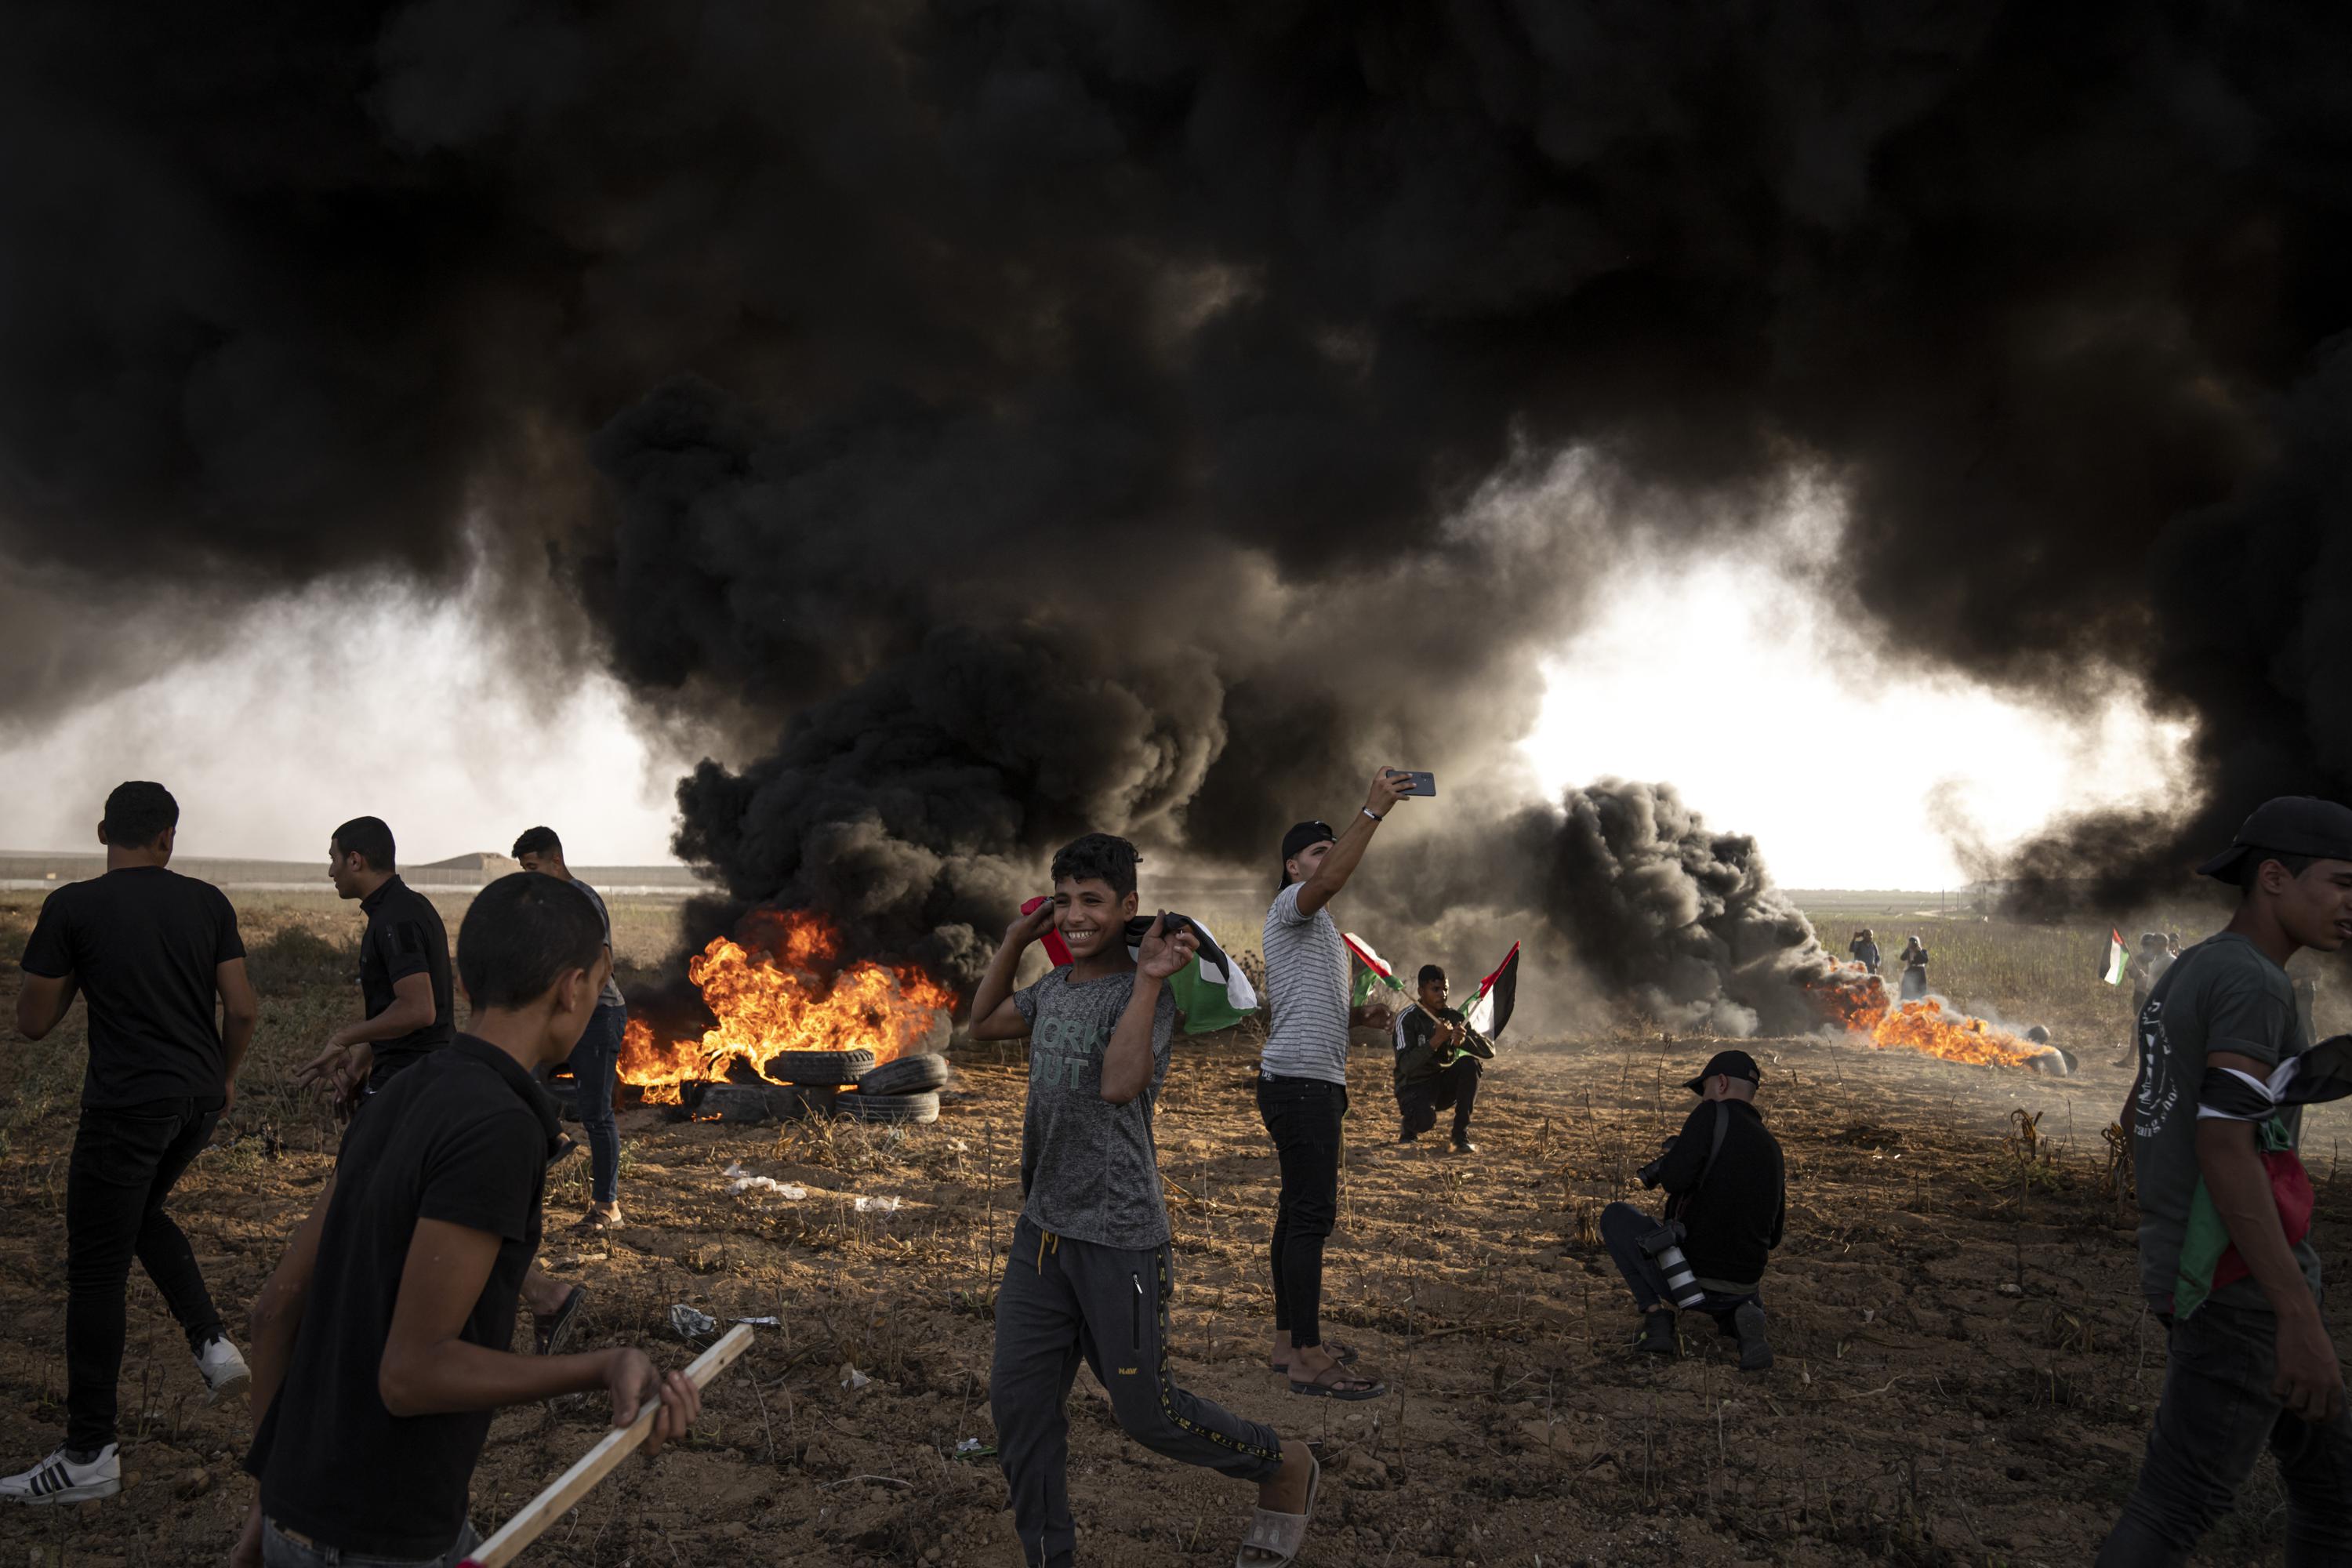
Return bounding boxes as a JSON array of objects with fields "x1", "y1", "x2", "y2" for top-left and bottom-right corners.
[
  {"x1": 1256, "y1": 1076, "x2": 1346, "y2": 1350},
  {"x1": 66, "y1": 1099, "x2": 226, "y2": 1451},
  {"x1": 2098, "y1": 1300, "x2": 2352, "y2": 1565},
  {"x1": 1599, "y1": 1202, "x2": 1759, "y2": 1324},
  {"x1": 1397, "y1": 1056, "x2": 1481, "y2": 1141}
]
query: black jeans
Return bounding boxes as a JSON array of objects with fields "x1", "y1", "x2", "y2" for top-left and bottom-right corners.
[
  {"x1": 1256, "y1": 1076, "x2": 1346, "y2": 1350},
  {"x1": 1599, "y1": 1202, "x2": 1759, "y2": 1323},
  {"x1": 66, "y1": 1099, "x2": 227, "y2": 1451},
  {"x1": 568, "y1": 1002, "x2": 626, "y2": 1206},
  {"x1": 1397, "y1": 1056, "x2": 1481, "y2": 1142},
  {"x1": 2098, "y1": 1300, "x2": 2352, "y2": 1565}
]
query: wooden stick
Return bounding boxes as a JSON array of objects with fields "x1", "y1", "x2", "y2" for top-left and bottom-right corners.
[{"x1": 459, "y1": 1324, "x2": 756, "y2": 1568}]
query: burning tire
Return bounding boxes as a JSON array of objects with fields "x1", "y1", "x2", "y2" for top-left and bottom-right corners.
[
  {"x1": 855, "y1": 1053, "x2": 949, "y2": 1096},
  {"x1": 767, "y1": 1048, "x2": 877, "y2": 1085},
  {"x1": 837, "y1": 1090, "x2": 940, "y2": 1124}
]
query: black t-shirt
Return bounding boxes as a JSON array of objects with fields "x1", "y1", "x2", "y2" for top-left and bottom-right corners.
[
  {"x1": 18, "y1": 866, "x2": 245, "y2": 1110},
  {"x1": 1657, "y1": 1098, "x2": 1786, "y2": 1287},
  {"x1": 359, "y1": 876, "x2": 454, "y2": 1083},
  {"x1": 248, "y1": 1036, "x2": 557, "y2": 1558}
]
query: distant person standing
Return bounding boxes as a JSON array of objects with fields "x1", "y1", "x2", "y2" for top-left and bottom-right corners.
[
  {"x1": 1848, "y1": 928, "x2": 1881, "y2": 973},
  {"x1": 1258, "y1": 768, "x2": 1414, "y2": 1402},
  {"x1": 3, "y1": 782, "x2": 258, "y2": 1504},
  {"x1": 513, "y1": 827, "x2": 628, "y2": 1231},
  {"x1": 2113, "y1": 933, "x2": 2175, "y2": 1069},
  {"x1": 1896, "y1": 935, "x2": 1930, "y2": 1001},
  {"x1": 297, "y1": 818, "x2": 454, "y2": 1098},
  {"x1": 2100, "y1": 798, "x2": 2352, "y2": 1562}
]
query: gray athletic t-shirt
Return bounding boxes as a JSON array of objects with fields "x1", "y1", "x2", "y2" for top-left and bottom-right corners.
[
  {"x1": 1260, "y1": 881, "x2": 1349, "y2": 1084},
  {"x1": 2131, "y1": 932, "x2": 2319, "y2": 1314},
  {"x1": 570, "y1": 879, "x2": 626, "y2": 1010},
  {"x1": 1013, "y1": 967, "x2": 1177, "y2": 1249}
]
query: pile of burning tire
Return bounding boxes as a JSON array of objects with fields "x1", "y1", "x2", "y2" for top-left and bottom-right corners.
[{"x1": 675, "y1": 1049, "x2": 948, "y2": 1125}]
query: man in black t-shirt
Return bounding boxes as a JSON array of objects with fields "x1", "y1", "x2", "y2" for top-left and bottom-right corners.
[
  {"x1": 2, "y1": 782, "x2": 260, "y2": 1505},
  {"x1": 296, "y1": 816, "x2": 454, "y2": 1099},
  {"x1": 1599, "y1": 1050, "x2": 1785, "y2": 1373},
  {"x1": 234, "y1": 873, "x2": 700, "y2": 1568}
]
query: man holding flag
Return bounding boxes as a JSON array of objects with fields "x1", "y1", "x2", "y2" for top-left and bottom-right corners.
[{"x1": 1391, "y1": 957, "x2": 1514, "y2": 1154}]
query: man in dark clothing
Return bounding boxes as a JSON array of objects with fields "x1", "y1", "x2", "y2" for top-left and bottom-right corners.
[
  {"x1": 1599, "y1": 1049, "x2": 1784, "y2": 1373},
  {"x1": 4, "y1": 782, "x2": 260, "y2": 1504},
  {"x1": 297, "y1": 817, "x2": 453, "y2": 1098},
  {"x1": 512, "y1": 826, "x2": 629, "y2": 1231},
  {"x1": 2099, "y1": 798, "x2": 2352, "y2": 1565},
  {"x1": 1393, "y1": 964, "x2": 1491, "y2": 1153},
  {"x1": 234, "y1": 873, "x2": 699, "y2": 1568}
]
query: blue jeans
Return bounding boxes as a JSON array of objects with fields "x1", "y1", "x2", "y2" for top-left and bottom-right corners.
[
  {"x1": 2097, "y1": 1301, "x2": 2352, "y2": 1565},
  {"x1": 262, "y1": 1517, "x2": 479, "y2": 1567},
  {"x1": 1599, "y1": 1201, "x2": 1760, "y2": 1320},
  {"x1": 568, "y1": 1002, "x2": 626, "y2": 1206}
]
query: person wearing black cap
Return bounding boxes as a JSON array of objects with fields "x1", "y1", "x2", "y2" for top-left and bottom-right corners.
[
  {"x1": 2099, "y1": 797, "x2": 2352, "y2": 1565},
  {"x1": 1257, "y1": 768, "x2": 1415, "y2": 1400},
  {"x1": 1599, "y1": 1049, "x2": 1784, "y2": 1373}
]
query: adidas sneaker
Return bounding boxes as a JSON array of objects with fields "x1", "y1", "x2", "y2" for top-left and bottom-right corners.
[
  {"x1": 0, "y1": 1444, "x2": 120, "y2": 1504},
  {"x1": 197, "y1": 1335, "x2": 252, "y2": 1406}
]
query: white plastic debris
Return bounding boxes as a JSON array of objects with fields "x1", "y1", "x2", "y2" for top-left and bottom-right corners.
[
  {"x1": 955, "y1": 1437, "x2": 986, "y2": 1455},
  {"x1": 732, "y1": 1316, "x2": 782, "y2": 1327},
  {"x1": 841, "y1": 1364, "x2": 872, "y2": 1390},
  {"x1": 724, "y1": 1162, "x2": 808, "y2": 1200},
  {"x1": 669, "y1": 1304, "x2": 718, "y2": 1341},
  {"x1": 852, "y1": 1195, "x2": 903, "y2": 1214}
]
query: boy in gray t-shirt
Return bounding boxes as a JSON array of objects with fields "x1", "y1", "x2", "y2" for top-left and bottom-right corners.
[{"x1": 970, "y1": 834, "x2": 1316, "y2": 1568}]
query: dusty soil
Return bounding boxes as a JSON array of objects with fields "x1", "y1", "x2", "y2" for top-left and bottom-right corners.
[{"x1": 2, "y1": 892, "x2": 2347, "y2": 1567}]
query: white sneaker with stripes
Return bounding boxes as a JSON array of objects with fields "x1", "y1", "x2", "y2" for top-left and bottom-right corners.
[{"x1": 0, "y1": 1444, "x2": 121, "y2": 1504}]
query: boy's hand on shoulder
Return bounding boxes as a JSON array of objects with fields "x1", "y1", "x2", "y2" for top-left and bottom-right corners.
[
  {"x1": 1005, "y1": 900, "x2": 1058, "y2": 949},
  {"x1": 1136, "y1": 914, "x2": 1197, "y2": 980},
  {"x1": 605, "y1": 1348, "x2": 702, "y2": 1455}
]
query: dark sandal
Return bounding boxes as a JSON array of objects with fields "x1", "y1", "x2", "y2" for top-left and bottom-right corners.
[
  {"x1": 535, "y1": 1287, "x2": 588, "y2": 1355},
  {"x1": 1287, "y1": 1360, "x2": 1385, "y2": 1401}
]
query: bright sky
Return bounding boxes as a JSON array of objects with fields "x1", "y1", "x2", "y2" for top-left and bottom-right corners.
[
  {"x1": 0, "y1": 529, "x2": 2187, "y2": 886},
  {"x1": 1517, "y1": 536, "x2": 2189, "y2": 890}
]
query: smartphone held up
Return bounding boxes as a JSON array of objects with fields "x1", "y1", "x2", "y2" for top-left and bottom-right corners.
[{"x1": 1385, "y1": 769, "x2": 1437, "y2": 797}]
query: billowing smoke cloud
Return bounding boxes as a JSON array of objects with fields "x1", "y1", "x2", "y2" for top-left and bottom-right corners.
[{"x1": 8, "y1": 5, "x2": 2352, "y2": 964}]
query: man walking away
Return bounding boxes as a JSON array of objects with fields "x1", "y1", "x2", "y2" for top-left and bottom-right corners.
[
  {"x1": 4, "y1": 782, "x2": 260, "y2": 1504},
  {"x1": 2100, "y1": 798, "x2": 2352, "y2": 1564},
  {"x1": 1599, "y1": 1050, "x2": 1784, "y2": 1373},
  {"x1": 299, "y1": 818, "x2": 454, "y2": 1098},
  {"x1": 1393, "y1": 964, "x2": 1490, "y2": 1154},
  {"x1": 513, "y1": 827, "x2": 628, "y2": 1231},
  {"x1": 1259, "y1": 768, "x2": 1414, "y2": 1400}
]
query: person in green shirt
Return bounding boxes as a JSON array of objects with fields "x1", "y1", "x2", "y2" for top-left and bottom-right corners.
[{"x1": 2100, "y1": 797, "x2": 2352, "y2": 1564}]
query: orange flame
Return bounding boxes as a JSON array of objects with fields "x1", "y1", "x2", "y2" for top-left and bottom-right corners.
[
  {"x1": 619, "y1": 911, "x2": 953, "y2": 1102},
  {"x1": 1810, "y1": 965, "x2": 2063, "y2": 1072}
]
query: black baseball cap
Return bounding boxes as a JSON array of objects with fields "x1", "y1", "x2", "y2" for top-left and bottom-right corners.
[
  {"x1": 1683, "y1": 1049, "x2": 1762, "y2": 1094},
  {"x1": 1280, "y1": 820, "x2": 1337, "y2": 862},
  {"x1": 2194, "y1": 797, "x2": 2352, "y2": 882}
]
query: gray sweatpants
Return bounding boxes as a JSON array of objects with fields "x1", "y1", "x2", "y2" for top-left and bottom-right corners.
[{"x1": 993, "y1": 1217, "x2": 1284, "y2": 1568}]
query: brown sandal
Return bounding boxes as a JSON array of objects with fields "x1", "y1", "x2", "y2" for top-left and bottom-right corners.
[
  {"x1": 1287, "y1": 1359, "x2": 1385, "y2": 1401},
  {"x1": 1267, "y1": 1339, "x2": 1359, "y2": 1373}
]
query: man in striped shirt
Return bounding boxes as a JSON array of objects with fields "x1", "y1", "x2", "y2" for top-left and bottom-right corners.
[{"x1": 1257, "y1": 768, "x2": 1413, "y2": 1400}]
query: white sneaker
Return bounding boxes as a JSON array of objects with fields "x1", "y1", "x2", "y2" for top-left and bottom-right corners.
[
  {"x1": 0, "y1": 1444, "x2": 121, "y2": 1503},
  {"x1": 196, "y1": 1336, "x2": 252, "y2": 1406}
]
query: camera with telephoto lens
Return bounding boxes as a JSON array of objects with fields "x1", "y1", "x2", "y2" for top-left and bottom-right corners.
[
  {"x1": 1635, "y1": 1136, "x2": 1677, "y2": 1189},
  {"x1": 1636, "y1": 1218, "x2": 1708, "y2": 1308}
]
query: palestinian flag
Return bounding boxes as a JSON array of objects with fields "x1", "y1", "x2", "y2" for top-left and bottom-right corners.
[
  {"x1": 2102, "y1": 928, "x2": 2129, "y2": 986},
  {"x1": 1343, "y1": 933, "x2": 1407, "y2": 1008},
  {"x1": 1025, "y1": 899, "x2": 1258, "y2": 1035},
  {"x1": 2173, "y1": 1035, "x2": 2352, "y2": 1317},
  {"x1": 1461, "y1": 942, "x2": 1521, "y2": 1040}
]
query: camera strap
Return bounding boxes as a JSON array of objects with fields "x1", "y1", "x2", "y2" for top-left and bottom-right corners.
[{"x1": 1695, "y1": 1099, "x2": 1732, "y2": 1189}]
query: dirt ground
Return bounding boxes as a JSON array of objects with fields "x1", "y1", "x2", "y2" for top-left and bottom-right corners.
[{"x1": 2, "y1": 890, "x2": 2348, "y2": 1566}]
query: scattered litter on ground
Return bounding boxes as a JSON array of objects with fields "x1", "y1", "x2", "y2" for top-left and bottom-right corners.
[
  {"x1": 669, "y1": 1304, "x2": 718, "y2": 1341},
  {"x1": 851, "y1": 1195, "x2": 902, "y2": 1214},
  {"x1": 840, "y1": 1363, "x2": 872, "y2": 1389},
  {"x1": 952, "y1": 1438, "x2": 996, "y2": 1461}
]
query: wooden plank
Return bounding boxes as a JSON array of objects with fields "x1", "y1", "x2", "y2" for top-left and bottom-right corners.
[{"x1": 459, "y1": 1323, "x2": 755, "y2": 1568}]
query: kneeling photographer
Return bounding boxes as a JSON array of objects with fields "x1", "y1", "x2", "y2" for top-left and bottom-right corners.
[{"x1": 1600, "y1": 1050, "x2": 1785, "y2": 1372}]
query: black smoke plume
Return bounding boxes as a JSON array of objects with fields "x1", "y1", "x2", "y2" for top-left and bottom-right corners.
[{"x1": 9, "y1": 5, "x2": 2352, "y2": 967}]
